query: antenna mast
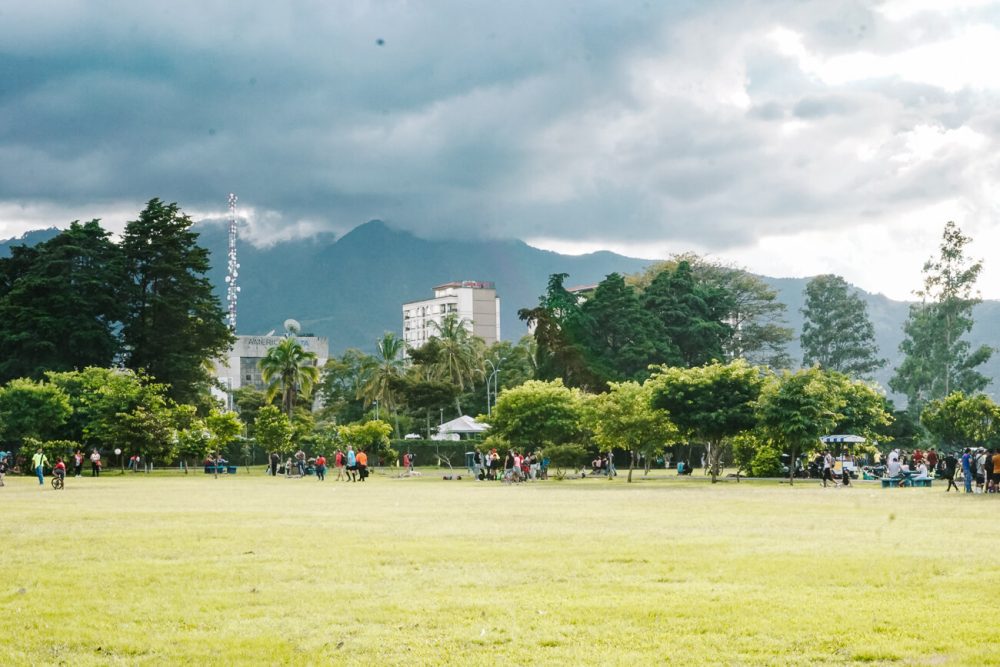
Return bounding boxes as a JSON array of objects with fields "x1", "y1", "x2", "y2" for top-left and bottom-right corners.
[{"x1": 225, "y1": 193, "x2": 240, "y2": 331}]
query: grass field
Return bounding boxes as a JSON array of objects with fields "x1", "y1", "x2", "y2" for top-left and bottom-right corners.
[{"x1": 2, "y1": 468, "x2": 998, "y2": 665}]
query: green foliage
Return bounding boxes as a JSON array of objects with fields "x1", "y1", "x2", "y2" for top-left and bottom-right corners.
[
  {"x1": 488, "y1": 379, "x2": 586, "y2": 450},
  {"x1": 542, "y1": 443, "x2": 588, "y2": 476},
  {"x1": 0, "y1": 221, "x2": 124, "y2": 383},
  {"x1": 120, "y1": 198, "x2": 234, "y2": 405},
  {"x1": 648, "y1": 360, "x2": 763, "y2": 481},
  {"x1": 337, "y1": 420, "x2": 393, "y2": 458},
  {"x1": 0, "y1": 378, "x2": 72, "y2": 444},
  {"x1": 317, "y1": 348, "x2": 372, "y2": 425},
  {"x1": 254, "y1": 405, "x2": 294, "y2": 455},
  {"x1": 801, "y1": 274, "x2": 885, "y2": 378},
  {"x1": 232, "y1": 386, "x2": 268, "y2": 437},
  {"x1": 259, "y1": 336, "x2": 321, "y2": 417},
  {"x1": 891, "y1": 222, "x2": 993, "y2": 415},
  {"x1": 588, "y1": 381, "x2": 678, "y2": 481},
  {"x1": 20, "y1": 437, "x2": 80, "y2": 464},
  {"x1": 921, "y1": 392, "x2": 1000, "y2": 450},
  {"x1": 205, "y1": 409, "x2": 243, "y2": 456}
]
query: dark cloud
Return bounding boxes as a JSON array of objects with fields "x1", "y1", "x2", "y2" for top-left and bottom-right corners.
[{"x1": 0, "y1": 0, "x2": 997, "y2": 276}]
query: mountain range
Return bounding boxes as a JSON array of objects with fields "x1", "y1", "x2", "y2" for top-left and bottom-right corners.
[{"x1": 4, "y1": 220, "x2": 999, "y2": 402}]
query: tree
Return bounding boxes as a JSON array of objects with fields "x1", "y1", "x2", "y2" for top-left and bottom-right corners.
[
  {"x1": 205, "y1": 409, "x2": 243, "y2": 460},
  {"x1": 337, "y1": 420, "x2": 393, "y2": 464},
  {"x1": 631, "y1": 255, "x2": 793, "y2": 368},
  {"x1": 800, "y1": 274, "x2": 885, "y2": 378},
  {"x1": 120, "y1": 198, "x2": 234, "y2": 405},
  {"x1": 254, "y1": 405, "x2": 293, "y2": 456},
  {"x1": 757, "y1": 367, "x2": 846, "y2": 485},
  {"x1": 589, "y1": 381, "x2": 678, "y2": 482},
  {"x1": 891, "y1": 222, "x2": 993, "y2": 415},
  {"x1": 316, "y1": 348, "x2": 372, "y2": 425},
  {"x1": 358, "y1": 333, "x2": 406, "y2": 436},
  {"x1": 921, "y1": 392, "x2": 1000, "y2": 451},
  {"x1": 426, "y1": 313, "x2": 484, "y2": 414},
  {"x1": 648, "y1": 360, "x2": 763, "y2": 482},
  {"x1": 488, "y1": 379, "x2": 587, "y2": 452},
  {"x1": 0, "y1": 221, "x2": 124, "y2": 382},
  {"x1": 0, "y1": 378, "x2": 72, "y2": 446},
  {"x1": 259, "y1": 336, "x2": 320, "y2": 418},
  {"x1": 643, "y1": 260, "x2": 732, "y2": 368},
  {"x1": 232, "y1": 386, "x2": 268, "y2": 438}
]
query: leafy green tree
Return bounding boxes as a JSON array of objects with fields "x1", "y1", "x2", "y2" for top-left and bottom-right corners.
[
  {"x1": 578, "y1": 273, "x2": 668, "y2": 383},
  {"x1": 259, "y1": 336, "x2": 321, "y2": 418},
  {"x1": 0, "y1": 221, "x2": 124, "y2": 382},
  {"x1": 108, "y1": 398, "x2": 178, "y2": 468},
  {"x1": 232, "y1": 386, "x2": 268, "y2": 437},
  {"x1": 643, "y1": 260, "x2": 732, "y2": 367},
  {"x1": 488, "y1": 379, "x2": 586, "y2": 453},
  {"x1": 397, "y1": 376, "x2": 460, "y2": 439},
  {"x1": 757, "y1": 367, "x2": 857, "y2": 485},
  {"x1": 0, "y1": 378, "x2": 72, "y2": 446},
  {"x1": 359, "y1": 332, "x2": 406, "y2": 436},
  {"x1": 891, "y1": 222, "x2": 993, "y2": 415},
  {"x1": 205, "y1": 409, "x2": 243, "y2": 458},
  {"x1": 921, "y1": 392, "x2": 1000, "y2": 450},
  {"x1": 648, "y1": 360, "x2": 764, "y2": 482},
  {"x1": 120, "y1": 198, "x2": 234, "y2": 405},
  {"x1": 426, "y1": 314, "x2": 485, "y2": 415},
  {"x1": 831, "y1": 379, "x2": 894, "y2": 445},
  {"x1": 317, "y1": 348, "x2": 372, "y2": 424},
  {"x1": 801, "y1": 274, "x2": 885, "y2": 378},
  {"x1": 254, "y1": 405, "x2": 294, "y2": 456},
  {"x1": 632, "y1": 255, "x2": 793, "y2": 368},
  {"x1": 337, "y1": 420, "x2": 393, "y2": 464},
  {"x1": 589, "y1": 381, "x2": 678, "y2": 482},
  {"x1": 519, "y1": 273, "x2": 603, "y2": 390}
]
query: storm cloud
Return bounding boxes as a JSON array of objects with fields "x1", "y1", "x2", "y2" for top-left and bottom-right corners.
[{"x1": 2, "y1": 1, "x2": 1000, "y2": 298}]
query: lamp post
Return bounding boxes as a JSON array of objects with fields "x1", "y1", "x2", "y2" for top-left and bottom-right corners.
[
  {"x1": 485, "y1": 359, "x2": 500, "y2": 417},
  {"x1": 374, "y1": 399, "x2": 379, "y2": 421}
]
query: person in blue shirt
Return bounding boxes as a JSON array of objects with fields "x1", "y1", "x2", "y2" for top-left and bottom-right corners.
[
  {"x1": 961, "y1": 448, "x2": 973, "y2": 493},
  {"x1": 346, "y1": 446, "x2": 357, "y2": 482}
]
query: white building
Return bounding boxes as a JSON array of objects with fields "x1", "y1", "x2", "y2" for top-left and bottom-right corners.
[
  {"x1": 212, "y1": 333, "x2": 329, "y2": 405},
  {"x1": 403, "y1": 281, "x2": 501, "y2": 350}
]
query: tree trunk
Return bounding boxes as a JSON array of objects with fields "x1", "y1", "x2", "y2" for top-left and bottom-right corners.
[
  {"x1": 709, "y1": 441, "x2": 719, "y2": 483},
  {"x1": 788, "y1": 446, "x2": 796, "y2": 486},
  {"x1": 628, "y1": 449, "x2": 636, "y2": 483}
]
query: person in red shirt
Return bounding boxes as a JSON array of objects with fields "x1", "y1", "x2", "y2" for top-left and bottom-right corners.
[
  {"x1": 334, "y1": 450, "x2": 345, "y2": 481},
  {"x1": 315, "y1": 454, "x2": 327, "y2": 481},
  {"x1": 54, "y1": 457, "x2": 67, "y2": 482},
  {"x1": 927, "y1": 448, "x2": 938, "y2": 472}
]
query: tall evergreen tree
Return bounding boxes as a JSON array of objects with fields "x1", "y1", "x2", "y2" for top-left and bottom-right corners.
[
  {"x1": 800, "y1": 274, "x2": 885, "y2": 378},
  {"x1": 890, "y1": 221, "x2": 992, "y2": 415},
  {"x1": 643, "y1": 260, "x2": 731, "y2": 367},
  {"x1": 120, "y1": 199, "x2": 233, "y2": 405},
  {"x1": 0, "y1": 220, "x2": 124, "y2": 382}
]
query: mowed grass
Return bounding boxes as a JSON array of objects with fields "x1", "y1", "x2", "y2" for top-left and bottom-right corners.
[{"x1": 2, "y1": 470, "x2": 998, "y2": 666}]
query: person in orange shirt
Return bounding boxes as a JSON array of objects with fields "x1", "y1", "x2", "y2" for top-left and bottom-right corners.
[
  {"x1": 315, "y1": 454, "x2": 327, "y2": 481},
  {"x1": 356, "y1": 450, "x2": 368, "y2": 482}
]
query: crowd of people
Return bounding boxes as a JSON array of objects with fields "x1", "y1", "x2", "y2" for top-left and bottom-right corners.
[
  {"x1": 267, "y1": 446, "x2": 370, "y2": 482},
  {"x1": 469, "y1": 448, "x2": 546, "y2": 482}
]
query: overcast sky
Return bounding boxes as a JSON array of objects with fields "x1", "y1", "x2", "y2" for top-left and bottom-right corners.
[{"x1": 2, "y1": 1, "x2": 999, "y2": 299}]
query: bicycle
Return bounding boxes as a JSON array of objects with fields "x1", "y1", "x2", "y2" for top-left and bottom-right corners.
[{"x1": 51, "y1": 473, "x2": 64, "y2": 490}]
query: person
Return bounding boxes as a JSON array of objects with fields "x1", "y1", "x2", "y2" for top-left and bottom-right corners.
[
  {"x1": 915, "y1": 459, "x2": 929, "y2": 478},
  {"x1": 408, "y1": 452, "x2": 416, "y2": 473},
  {"x1": 284, "y1": 456, "x2": 293, "y2": 478},
  {"x1": 927, "y1": 448, "x2": 938, "y2": 472},
  {"x1": 53, "y1": 457, "x2": 67, "y2": 484},
  {"x1": 472, "y1": 449, "x2": 482, "y2": 480},
  {"x1": 294, "y1": 449, "x2": 306, "y2": 477},
  {"x1": 90, "y1": 448, "x2": 101, "y2": 476},
  {"x1": 315, "y1": 453, "x2": 327, "y2": 481},
  {"x1": 991, "y1": 448, "x2": 1000, "y2": 494},
  {"x1": 821, "y1": 450, "x2": 836, "y2": 488},
  {"x1": 0, "y1": 452, "x2": 8, "y2": 487},
  {"x1": 356, "y1": 449, "x2": 368, "y2": 482},
  {"x1": 346, "y1": 446, "x2": 357, "y2": 482},
  {"x1": 961, "y1": 448, "x2": 973, "y2": 493},
  {"x1": 607, "y1": 450, "x2": 616, "y2": 479},
  {"x1": 269, "y1": 451, "x2": 280, "y2": 477},
  {"x1": 31, "y1": 448, "x2": 49, "y2": 486},
  {"x1": 886, "y1": 449, "x2": 901, "y2": 478},
  {"x1": 975, "y1": 449, "x2": 987, "y2": 493},
  {"x1": 402, "y1": 452, "x2": 410, "y2": 473},
  {"x1": 840, "y1": 461, "x2": 851, "y2": 487},
  {"x1": 943, "y1": 451, "x2": 959, "y2": 492},
  {"x1": 73, "y1": 449, "x2": 84, "y2": 477}
]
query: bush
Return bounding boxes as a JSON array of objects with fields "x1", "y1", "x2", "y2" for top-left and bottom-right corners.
[{"x1": 749, "y1": 446, "x2": 783, "y2": 478}]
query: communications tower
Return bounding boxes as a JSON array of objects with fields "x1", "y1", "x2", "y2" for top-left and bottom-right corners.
[{"x1": 225, "y1": 193, "x2": 240, "y2": 331}]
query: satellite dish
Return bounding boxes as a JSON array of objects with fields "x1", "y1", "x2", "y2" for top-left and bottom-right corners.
[{"x1": 283, "y1": 319, "x2": 301, "y2": 334}]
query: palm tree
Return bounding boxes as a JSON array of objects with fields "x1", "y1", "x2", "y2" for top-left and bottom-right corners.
[
  {"x1": 259, "y1": 337, "x2": 320, "y2": 418},
  {"x1": 428, "y1": 314, "x2": 484, "y2": 415},
  {"x1": 359, "y1": 332, "x2": 406, "y2": 437}
]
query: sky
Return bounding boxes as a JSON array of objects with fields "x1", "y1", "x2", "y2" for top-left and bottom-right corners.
[{"x1": 2, "y1": 0, "x2": 999, "y2": 300}]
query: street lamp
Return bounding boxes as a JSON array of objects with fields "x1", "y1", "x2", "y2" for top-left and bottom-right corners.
[{"x1": 485, "y1": 359, "x2": 501, "y2": 417}]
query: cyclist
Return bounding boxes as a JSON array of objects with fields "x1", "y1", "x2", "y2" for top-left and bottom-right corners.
[{"x1": 53, "y1": 457, "x2": 67, "y2": 489}]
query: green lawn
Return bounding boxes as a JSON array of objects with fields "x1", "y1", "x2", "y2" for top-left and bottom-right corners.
[{"x1": 1, "y1": 469, "x2": 997, "y2": 665}]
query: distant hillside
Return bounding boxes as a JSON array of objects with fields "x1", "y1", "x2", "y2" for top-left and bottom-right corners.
[{"x1": 2, "y1": 220, "x2": 997, "y2": 402}]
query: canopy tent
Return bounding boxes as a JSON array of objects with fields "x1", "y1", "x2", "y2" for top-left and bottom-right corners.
[{"x1": 431, "y1": 415, "x2": 490, "y2": 441}]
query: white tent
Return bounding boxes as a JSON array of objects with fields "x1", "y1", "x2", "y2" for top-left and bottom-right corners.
[{"x1": 431, "y1": 415, "x2": 490, "y2": 441}]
